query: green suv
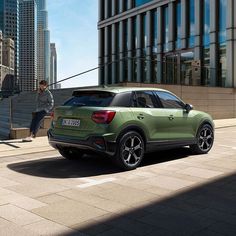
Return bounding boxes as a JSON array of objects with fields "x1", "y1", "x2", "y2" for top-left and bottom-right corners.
[{"x1": 48, "y1": 87, "x2": 214, "y2": 170}]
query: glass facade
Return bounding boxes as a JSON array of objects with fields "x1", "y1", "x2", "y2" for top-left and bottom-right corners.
[
  {"x1": 0, "y1": 0, "x2": 19, "y2": 90},
  {"x1": 203, "y1": 0, "x2": 210, "y2": 85},
  {"x1": 175, "y1": 0, "x2": 181, "y2": 49},
  {"x1": 163, "y1": 6, "x2": 169, "y2": 52},
  {"x1": 99, "y1": 0, "x2": 232, "y2": 88},
  {"x1": 36, "y1": 0, "x2": 51, "y2": 83},
  {"x1": 218, "y1": 0, "x2": 227, "y2": 87},
  {"x1": 188, "y1": 0, "x2": 195, "y2": 48},
  {"x1": 135, "y1": 0, "x2": 153, "y2": 8},
  {"x1": 0, "y1": 1, "x2": 4, "y2": 31}
]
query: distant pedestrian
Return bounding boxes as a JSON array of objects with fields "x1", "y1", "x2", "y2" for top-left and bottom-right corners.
[{"x1": 23, "y1": 80, "x2": 54, "y2": 142}]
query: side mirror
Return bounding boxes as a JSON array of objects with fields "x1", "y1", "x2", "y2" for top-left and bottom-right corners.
[{"x1": 185, "y1": 104, "x2": 193, "y2": 113}]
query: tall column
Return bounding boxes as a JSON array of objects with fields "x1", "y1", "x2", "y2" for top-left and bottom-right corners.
[
  {"x1": 127, "y1": 0, "x2": 133, "y2": 10},
  {"x1": 157, "y1": 7, "x2": 162, "y2": 83},
  {"x1": 194, "y1": 0, "x2": 202, "y2": 60},
  {"x1": 104, "y1": 0, "x2": 109, "y2": 19},
  {"x1": 119, "y1": 21, "x2": 124, "y2": 83},
  {"x1": 98, "y1": 29, "x2": 104, "y2": 85},
  {"x1": 209, "y1": 0, "x2": 217, "y2": 87},
  {"x1": 136, "y1": 14, "x2": 142, "y2": 83},
  {"x1": 112, "y1": 0, "x2": 116, "y2": 16},
  {"x1": 119, "y1": 0, "x2": 124, "y2": 13},
  {"x1": 181, "y1": 0, "x2": 187, "y2": 49},
  {"x1": 127, "y1": 18, "x2": 133, "y2": 82},
  {"x1": 226, "y1": 0, "x2": 236, "y2": 88},
  {"x1": 98, "y1": 0, "x2": 103, "y2": 21},
  {"x1": 146, "y1": 11, "x2": 152, "y2": 84},
  {"x1": 168, "y1": 2, "x2": 175, "y2": 52},
  {"x1": 111, "y1": 24, "x2": 117, "y2": 84},
  {"x1": 104, "y1": 27, "x2": 109, "y2": 85}
]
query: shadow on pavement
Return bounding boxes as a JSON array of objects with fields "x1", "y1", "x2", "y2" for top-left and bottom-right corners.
[
  {"x1": 67, "y1": 173, "x2": 236, "y2": 235},
  {"x1": 7, "y1": 148, "x2": 191, "y2": 178}
]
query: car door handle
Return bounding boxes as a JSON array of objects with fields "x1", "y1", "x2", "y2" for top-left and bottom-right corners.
[
  {"x1": 168, "y1": 115, "x2": 174, "y2": 120},
  {"x1": 137, "y1": 114, "x2": 144, "y2": 120}
]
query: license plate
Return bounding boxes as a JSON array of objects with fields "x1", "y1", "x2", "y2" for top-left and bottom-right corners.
[{"x1": 62, "y1": 119, "x2": 80, "y2": 127}]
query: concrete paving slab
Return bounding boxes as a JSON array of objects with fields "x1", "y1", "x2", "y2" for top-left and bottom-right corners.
[
  {"x1": 176, "y1": 167, "x2": 223, "y2": 179},
  {"x1": 32, "y1": 199, "x2": 108, "y2": 227},
  {"x1": 24, "y1": 219, "x2": 79, "y2": 236},
  {"x1": 0, "y1": 204, "x2": 43, "y2": 226}
]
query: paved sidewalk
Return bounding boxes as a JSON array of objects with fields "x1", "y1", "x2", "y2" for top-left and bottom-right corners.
[
  {"x1": 0, "y1": 119, "x2": 235, "y2": 235},
  {"x1": 0, "y1": 137, "x2": 54, "y2": 158},
  {"x1": 213, "y1": 118, "x2": 236, "y2": 129}
]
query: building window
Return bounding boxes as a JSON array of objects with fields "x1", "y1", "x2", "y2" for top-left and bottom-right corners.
[
  {"x1": 187, "y1": 0, "x2": 195, "y2": 48},
  {"x1": 151, "y1": 10, "x2": 158, "y2": 82},
  {"x1": 203, "y1": 0, "x2": 210, "y2": 85},
  {"x1": 218, "y1": 0, "x2": 227, "y2": 87},
  {"x1": 124, "y1": 0, "x2": 129, "y2": 11},
  {"x1": 135, "y1": 0, "x2": 152, "y2": 8},
  {"x1": 133, "y1": 16, "x2": 138, "y2": 82},
  {"x1": 203, "y1": 0, "x2": 210, "y2": 47},
  {"x1": 175, "y1": 0, "x2": 181, "y2": 49},
  {"x1": 124, "y1": 20, "x2": 128, "y2": 81},
  {"x1": 141, "y1": 13, "x2": 147, "y2": 82},
  {"x1": 163, "y1": 5, "x2": 169, "y2": 52},
  {"x1": 151, "y1": 10, "x2": 158, "y2": 53}
]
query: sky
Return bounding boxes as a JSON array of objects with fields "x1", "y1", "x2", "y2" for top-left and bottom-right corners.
[{"x1": 47, "y1": 0, "x2": 99, "y2": 88}]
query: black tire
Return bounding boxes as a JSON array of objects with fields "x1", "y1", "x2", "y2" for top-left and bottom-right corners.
[
  {"x1": 59, "y1": 148, "x2": 84, "y2": 160},
  {"x1": 114, "y1": 131, "x2": 145, "y2": 170},
  {"x1": 190, "y1": 124, "x2": 214, "y2": 154}
]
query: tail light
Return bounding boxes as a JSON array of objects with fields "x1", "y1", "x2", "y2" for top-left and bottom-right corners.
[{"x1": 92, "y1": 111, "x2": 116, "y2": 124}]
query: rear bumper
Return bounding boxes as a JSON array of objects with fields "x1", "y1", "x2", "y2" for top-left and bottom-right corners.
[{"x1": 47, "y1": 129, "x2": 116, "y2": 156}]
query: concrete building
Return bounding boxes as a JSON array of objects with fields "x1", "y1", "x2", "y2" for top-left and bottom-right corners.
[
  {"x1": 0, "y1": 31, "x2": 15, "y2": 91},
  {"x1": 36, "y1": 0, "x2": 50, "y2": 83},
  {"x1": 19, "y1": 0, "x2": 37, "y2": 91},
  {"x1": 0, "y1": 0, "x2": 19, "y2": 91},
  {"x1": 98, "y1": 0, "x2": 236, "y2": 119},
  {"x1": 50, "y1": 43, "x2": 57, "y2": 89}
]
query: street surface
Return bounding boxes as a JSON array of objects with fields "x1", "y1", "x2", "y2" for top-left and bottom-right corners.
[{"x1": 0, "y1": 126, "x2": 236, "y2": 235}]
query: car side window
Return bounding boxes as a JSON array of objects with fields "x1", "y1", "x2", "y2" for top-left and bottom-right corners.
[
  {"x1": 110, "y1": 92, "x2": 132, "y2": 107},
  {"x1": 155, "y1": 91, "x2": 185, "y2": 109},
  {"x1": 133, "y1": 91, "x2": 157, "y2": 108}
]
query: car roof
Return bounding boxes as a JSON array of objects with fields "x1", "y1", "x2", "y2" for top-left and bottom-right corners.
[{"x1": 73, "y1": 86, "x2": 169, "y2": 94}]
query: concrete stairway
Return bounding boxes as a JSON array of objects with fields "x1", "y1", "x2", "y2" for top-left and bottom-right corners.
[{"x1": 0, "y1": 87, "x2": 80, "y2": 139}]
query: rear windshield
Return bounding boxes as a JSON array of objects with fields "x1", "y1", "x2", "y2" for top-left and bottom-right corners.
[{"x1": 64, "y1": 91, "x2": 115, "y2": 107}]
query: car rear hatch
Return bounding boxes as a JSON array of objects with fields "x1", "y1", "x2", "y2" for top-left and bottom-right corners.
[{"x1": 52, "y1": 90, "x2": 116, "y2": 139}]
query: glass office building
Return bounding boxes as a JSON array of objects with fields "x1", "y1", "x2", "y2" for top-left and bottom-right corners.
[
  {"x1": 19, "y1": 0, "x2": 37, "y2": 91},
  {"x1": 0, "y1": 0, "x2": 19, "y2": 90},
  {"x1": 98, "y1": 0, "x2": 235, "y2": 88},
  {"x1": 36, "y1": 0, "x2": 50, "y2": 83}
]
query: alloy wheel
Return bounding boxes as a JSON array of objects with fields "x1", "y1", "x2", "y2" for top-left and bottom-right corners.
[
  {"x1": 198, "y1": 126, "x2": 214, "y2": 152},
  {"x1": 121, "y1": 135, "x2": 143, "y2": 167}
]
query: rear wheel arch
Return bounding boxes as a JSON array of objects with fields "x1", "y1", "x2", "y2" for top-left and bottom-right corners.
[{"x1": 116, "y1": 125, "x2": 147, "y2": 150}]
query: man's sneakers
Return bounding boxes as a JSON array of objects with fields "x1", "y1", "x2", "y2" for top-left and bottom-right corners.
[{"x1": 22, "y1": 136, "x2": 34, "y2": 142}]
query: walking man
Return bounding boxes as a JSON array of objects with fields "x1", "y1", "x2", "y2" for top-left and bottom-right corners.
[{"x1": 23, "y1": 80, "x2": 54, "y2": 142}]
